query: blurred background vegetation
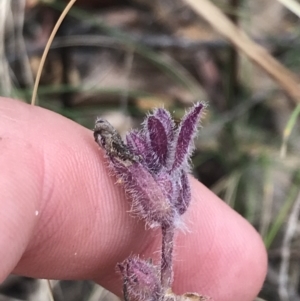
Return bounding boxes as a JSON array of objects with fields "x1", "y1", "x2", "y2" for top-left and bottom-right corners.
[{"x1": 2, "y1": 0, "x2": 300, "y2": 300}]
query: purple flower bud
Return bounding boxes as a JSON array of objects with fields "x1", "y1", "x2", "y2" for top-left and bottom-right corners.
[
  {"x1": 169, "y1": 103, "x2": 205, "y2": 172},
  {"x1": 174, "y1": 171, "x2": 191, "y2": 215},
  {"x1": 146, "y1": 115, "x2": 169, "y2": 166},
  {"x1": 126, "y1": 130, "x2": 161, "y2": 173},
  {"x1": 94, "y1": 102, "x2": 205, "y2": 227},
  {"x1": 118, "y1": 257, "x2": 161, "y2": 301},
  {"x1": 153, "y1": 108, "x2": 175, "y2": 141},
  {"x1": 110, "y1": 157, "x2": 175, "y2": 227},
  {"x1": 126, "y1": 130, "x2": 148, "y2": 157},
  {"x1": 144, "y1": 108, "x2": 175, "y2": 168}
]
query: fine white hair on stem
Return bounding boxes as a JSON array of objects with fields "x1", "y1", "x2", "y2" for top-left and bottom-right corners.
[{"x1": 278, "y1": 191, "x2": 300, "y2": 301}]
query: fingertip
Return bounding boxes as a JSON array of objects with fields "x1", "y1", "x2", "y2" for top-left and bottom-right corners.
[
  {"x1": 0, "y1": 98, "x2": 152, "y2": 281},
  {"x1": 0, "y1": 99, "x2": 43, "y2": 280}
]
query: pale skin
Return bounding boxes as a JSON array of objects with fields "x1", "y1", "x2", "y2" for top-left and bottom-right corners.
[{"x1": 0, "y1": 98, "x2": 267, "y2": 301}]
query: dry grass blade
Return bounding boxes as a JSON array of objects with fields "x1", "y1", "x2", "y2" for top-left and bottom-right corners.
[
  {"x1": 224, "y1": 171, "x2": 241, "y2": 208},
  {"x1": 183, "y1": 0, "x2": 300, "y2": 104},
  {"x1": 280, "y1": 104, "x2": 300, "y2": 158},
  {"x1": 278, "y1": 191, "x2": 300, "y2": 301},
  {"x1": 264, "y1": 172, "x2": 300, "y2": 249},
  {"x1": 46, "y1": 280, "x2": 55, "y2": 301},
  {"x1": 277, "y1": 0, "x2": 300, "y2": 18},
  {"x1": 28, "y1": 279, "x2": 55, "y2": 301},
  {"x1": 31, "y1": 0, "x2": 77, "y2": 106},
  {"x1": 259, "y1": 163, "x2": 274, "y2": 239}
]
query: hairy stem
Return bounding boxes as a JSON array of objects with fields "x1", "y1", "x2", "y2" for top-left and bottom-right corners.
[{"x1": 161, "y1": 224, "x2": 175, "y2": 289}]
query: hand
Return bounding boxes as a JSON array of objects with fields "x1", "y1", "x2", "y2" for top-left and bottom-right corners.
[{"x1": 0, "y1": 98, "x2": 267, "y2": 301}]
